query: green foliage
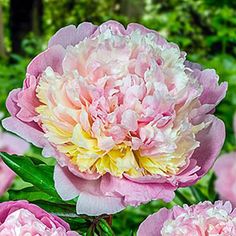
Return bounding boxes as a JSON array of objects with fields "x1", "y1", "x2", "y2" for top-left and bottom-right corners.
[
  {"x1": 43, "y1": 0, "x2": 128, "y2": 39},
  {"x1": 142, "y1": 0, "x2": 236, "y2": 56},
  {"x1": 0, "y1": 152, "x2": 60, "y2": 200},
  {"x1": 0, "y1": 56, "x2": 29, "y2": 114}
]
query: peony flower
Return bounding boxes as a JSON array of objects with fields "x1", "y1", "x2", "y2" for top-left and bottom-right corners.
[
  {"x1": 0, "y1": 201, "x2": 79, "y2": 235},
  {"x1": 214, "y1": 114, "x2": 236, "y2": 207},
  {"x1": 137, "y1": 201, "x2": 236, "y2": 236},
  {"x1": 3, "y1": 21, "x2": 227, "y2": 215},
  {"x1": 0, "y1": 131, "x2": 29, "y2": 195}
]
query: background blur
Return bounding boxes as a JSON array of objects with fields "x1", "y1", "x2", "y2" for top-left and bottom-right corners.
[{"x1": 0, "y1": 0, "x2": 236, "y2": 234}]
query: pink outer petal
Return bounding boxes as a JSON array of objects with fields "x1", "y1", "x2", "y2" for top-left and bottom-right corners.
[
  {"x1": 54, "y1": 165, "x2": 125, "y2": 216},
  {"x1": 16, "y1": 75, "x2": 41, "y2": 123},
  {"x1": 48, "y1": 23, "x2": 98, "y2": 48},
  {"x1": 100, "y1": 175, "x2": 176, "y2": 206},
  {"x1": 185, "y1": 61, "x2": 227, "y2": 109},
  {"x1": 27, "y1": 45, "x2": 66, "y2": 76},
  {"x1": 54, "y1": 165, "x2": 176, "y2": 215},
  {"x1": 76, "y1": 192, "x2": 125, "y2": 216},
  {"x1": 54, "y1": 165, "x2": 102, "y2": 201},
  {"x1": 192, "y1": 116, "x2": 225, "y2": 178},
  {"x1": 137, "y1": 208, "x2": 172, "y2": 236},
  {"x1": 54, "y1": 164, "x2": 82, "y2": 201},
  {"x1": 178, "y1": 115, "x2": 225, "y2": 187},
  {"x1": 197, "y1": 69, "x2": 227, "y2": 106},
  {"x1": 6, "y1": 77, "x2": 41, "y2": 124},
  {"x1": 2, "y1": 117, "x2": 48, "y2": 149},
  {"x1": 5, "y1": 89, "x2": 21, "y2": 118},
  {"x1": 0, "y1": 201, "x2": 70, "y2": 230}
]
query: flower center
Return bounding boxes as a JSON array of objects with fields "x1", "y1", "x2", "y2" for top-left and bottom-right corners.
[{"x1": 36, "y1": 29, "x2": 204, "y2": 177}]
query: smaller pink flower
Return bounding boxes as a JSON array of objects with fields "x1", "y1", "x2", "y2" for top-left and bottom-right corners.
[
  {"x1": 214, "y1": 114, "x2": 236, "y2": 207},
  {"x1": 0, "y1": 201, "x2": 79, "y2": 235},
  {"x1": 0, "y1": 132, "x2": 29, "y2": 195},
  {"x1": 137, "y1": 201, "x2": 236, "y2": 236},
  {"x1": 214, "y1": 154, "x2": 236, "y2": 207}
]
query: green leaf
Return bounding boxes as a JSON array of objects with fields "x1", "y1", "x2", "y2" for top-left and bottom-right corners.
[
  {"x1": 86, "y1": 225, "x2": 95, "y2": 236},
  {"x1": 61, "y1": 217, "x2": 90, "y2": 232},
  {"x1": 32, "y1": 200, "x2": 78, "y2": 217},
  {"x1": 8, "y1": 186, "x2": 60, "y2": 203},
  {"x1": 97, "y1": 219, "x2": 114, "y2": 236},
  {"x1": 0, "y1": 152, "x2": 59, "y2": 199},
  {"x1": 208, "y1": 172, "x2": 217, "y2": 201},
  {"x1": 190, "y1": 186, "x2": 208, "y2": 203},
  {"x1": 174, "y1": 189, "x2": 192, "y2": 205}
]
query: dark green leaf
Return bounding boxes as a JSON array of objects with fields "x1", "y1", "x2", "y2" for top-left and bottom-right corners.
[
  {"x1": 190, "y1": 186, "x2": 208, "y2": 203},
  {"x1": 174, "y1": 189, "x2": 192, "y2": 205},
  {"x1": 208, "y1": 172, "x2": 217, "y2": 201},
  {"x1": 32, "y1": 200, "x2": 77, "y2": 217},
  {"x1": 97, "y1": 219, "x2": 114, "y2": 236},
  {"x1": 8, "y1": 186, "x2": 60, "y2": 203},
  {"x1": 0, "y1": 152, "x2": 59, "y2": 199},
  {"x1": 86, "y1": 225, "x2": 95, "y2": 236}
]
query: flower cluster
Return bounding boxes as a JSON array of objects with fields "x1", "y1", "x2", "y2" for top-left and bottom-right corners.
[
  {"x1": 138, "y1": 201, "x2": 236, "y2": 236},
  {"x1": 0, "y1": 201, "x2": 79, "y2": 235},
  {"x1": 3, "y1": 21, "x2": 227, "y2": 215}
]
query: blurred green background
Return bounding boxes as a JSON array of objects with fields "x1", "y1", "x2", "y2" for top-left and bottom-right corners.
[{"x1": 0, "y1": 0, "x2": 236, "y2": 235}]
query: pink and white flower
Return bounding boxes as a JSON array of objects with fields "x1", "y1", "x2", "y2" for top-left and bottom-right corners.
[
  {"x1": 3, "y1": 21, "x2": 227, "y2": 215},
  {"x1": 0, "y1": 131, "x2": 29, "y2": 195},
  {"x1": 137, "y1": 201, "x2": 236, "y2": 236},
  {"x1": 0, "y1": 201, "x2": 79, "y2": 235},
  {"x1": 214, "y1": 114, "x2": 236, "y2": 207}
]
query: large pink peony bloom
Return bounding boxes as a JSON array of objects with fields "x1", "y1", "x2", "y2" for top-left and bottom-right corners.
[
  {"x1": 137, "y1": 201, "x2": 236, "y2": 236},
  {"x1": 214, "y1": 114, "x2": 236, "y2": 207},
  {"x1": 3, "y1": 21, "x2": 227, "y2": 215},
  {"x1": 0, "y1": 201, "x2": 79, "y2": 235},
  {"x1": 0, "y1": 131, "x2": 29, "y2": 195}
]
